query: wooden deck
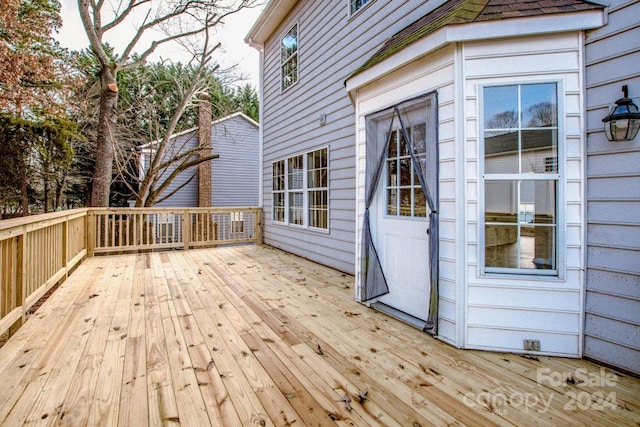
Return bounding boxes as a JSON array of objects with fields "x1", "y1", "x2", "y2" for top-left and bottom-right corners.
[{"x1": 0, "y1": 245, "x2": 638, "y2": 426}]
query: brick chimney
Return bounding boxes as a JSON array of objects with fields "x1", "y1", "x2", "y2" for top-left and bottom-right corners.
[{"x1": 198, "y1": 93, "x2": 212, "y2": 207}]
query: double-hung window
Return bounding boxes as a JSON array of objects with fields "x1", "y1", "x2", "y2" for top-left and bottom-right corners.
[
  {"x1": 281, "y1": 24, "x2": 298, "y2": 91},
  {"x1": 308, "y1": 148, "x2": 328, "y2": 228},
  {"x1": 482, "y1": 83, "x2": 559, "y2": 275},
  {"x1": 272, "y1": 148, "x2": 328, "y2": 230},
  {"x1": 288, "y1": 155, "x2": 304, "y2": 225},
  {"x1": 273, "y1": 160, "x2": 285, "y2": 222}
]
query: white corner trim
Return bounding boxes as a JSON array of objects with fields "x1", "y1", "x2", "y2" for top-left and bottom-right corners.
[{"x1": 346, "y1": 10, "x2": 604, "y2": 94}]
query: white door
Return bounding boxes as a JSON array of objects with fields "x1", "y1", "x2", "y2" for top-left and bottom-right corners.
[{"x1": 374, "y1": 125, "x2": 431, "y2": 321}]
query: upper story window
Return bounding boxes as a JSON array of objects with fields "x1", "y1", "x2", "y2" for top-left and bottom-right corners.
[
  {"x1": 482, "y1": 82, "x2": 559, "y2": 275},
  {"x1": 350, "y1": 0, "x2": 371, "y2": 15},
  {"x1": 281, "y1": 24, "x2": 298, "y2": 91}
]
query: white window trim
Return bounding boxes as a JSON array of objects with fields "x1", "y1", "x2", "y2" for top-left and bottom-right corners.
[
  {"x1": 280, "y1": 22, "x2": 299, "y2": 93},
  {"x1": 348, "y1": 0, "x2": 375, "y2": 18},
  {"x1": 271, "y1": 147, "x2": 329, "y2": 232},
  {"x1": 478, "y1": 80, "x2": 565, "y2": 278}
]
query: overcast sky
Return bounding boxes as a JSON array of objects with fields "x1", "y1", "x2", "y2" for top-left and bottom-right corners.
[{"x1": 56, "y1": 0, "x2": 265, "y2": 88}]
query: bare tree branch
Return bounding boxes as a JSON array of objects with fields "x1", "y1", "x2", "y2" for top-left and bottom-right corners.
[
  {"x1": 102, "y1": 0, "x2": 150, "y2": 33},
  {"x1": 152, "y1": 171, "x2": 197, "y2": 205},
  {"x1": 149, "y1": 152, "x2": 218, "y2": 205},
  {"x1": 78, "y1": 0, "x2": 110, "y2": 66},
  {"x1": 79, "y1": 0, "x2": 263, "y2": 206}
]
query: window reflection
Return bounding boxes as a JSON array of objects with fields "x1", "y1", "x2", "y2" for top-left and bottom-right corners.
[
  {"x1": 484, "y1": 179, "x2": 557, "y2": 270},
  {"x1": 385, "y1": 126, "x2": 428, "y2": 217}
]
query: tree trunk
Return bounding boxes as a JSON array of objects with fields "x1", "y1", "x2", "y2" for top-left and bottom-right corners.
[
  {"x1": 20, "y1": 172, "x2": 28, "y2": 216},
  {"x1": 43, "y1": 174, "x2": 50, "y2": 213},
  {"x1": 55, "y1": 177, "x2": 65, "y2": 210},
  {"x1": 90, "y1": 64, "x2": 119, "y2": 207}
]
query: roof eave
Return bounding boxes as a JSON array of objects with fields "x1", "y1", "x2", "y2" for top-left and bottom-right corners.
[
  {"x1": 346, "y1": 9, "x2": 605, "y2": 94},
  {"x1": 139, "y1": 112, "x2": 259, "y2": 152},
  {"x1": 245, "y1": 0, "x2": 297, "y2": 49}
]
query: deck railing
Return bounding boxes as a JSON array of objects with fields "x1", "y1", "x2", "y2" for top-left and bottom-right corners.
[
  {"x1": 88, "y1": 207, "x2": 263, "y2": 254},
  {"x1": 0, "y1": 207, "x2": 262, "y2": 338},
  {"x1": 0, "y1": 209, "x2": 88, "y2": 338}
]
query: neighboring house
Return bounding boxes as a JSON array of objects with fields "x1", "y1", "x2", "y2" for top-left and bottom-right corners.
[
  {"x1": 246, "y1": 0, "x2": 639, "y2": 375},
  {"x1": 139, "y1": 110, "x2": 260, "y2": 208}
]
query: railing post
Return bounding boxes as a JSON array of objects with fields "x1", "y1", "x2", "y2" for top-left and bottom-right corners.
[
  {"x1": 255, "y1": 208, "x2": 263, "y2": 245},
  {"x1": 20, "y1": 225, "x2": 27, "y2": 324},
  {"x1": 62, "y1": 216, "x2": 69, "y2": 278},
  {"x1": 86, "y1": 210, "x2": 95, "y2": 257},
  {"x1": 183, "y1": 209, "x2": 190, "y2": 251}
]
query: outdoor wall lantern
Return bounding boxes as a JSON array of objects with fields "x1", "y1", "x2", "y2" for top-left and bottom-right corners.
[{"x1": 602, "y1": 85, "x2": 640, "y2": 142}]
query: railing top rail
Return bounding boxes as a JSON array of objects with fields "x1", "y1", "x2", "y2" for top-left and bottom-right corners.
[
  {"x1": 88, "y1": 207, "x2": 261, "y2": 214},
  {"x1": 0, "y1": 208, "x2": 90, "y2": 238}
]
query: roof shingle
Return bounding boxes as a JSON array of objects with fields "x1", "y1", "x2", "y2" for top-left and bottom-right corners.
[{"x1": 350, "y1": 0, "x2": 604, "y2": 78}]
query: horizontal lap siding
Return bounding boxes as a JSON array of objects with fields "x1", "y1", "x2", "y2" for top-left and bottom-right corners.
[
  {"x1": 584, "y1": 0, "x2": 640, "y2": 375},
  {"x1": 152, "y1": 133, "x2": 199, "y2": 208},
  {"x1": 211, "y1": 116, "x2": 260, "y2": 207},
  {"x1": 150, "y1": 116, "x2": 259, "y2": 208},
  {"x1": 463, "y1": 33, "x2": 585, "y2": 357},
  {"x1": 261, "y1": 0, "x2": 445, "y2": 274},
  {"x1": 354, "y1": 46, "x2": 457, "y2": 344}
]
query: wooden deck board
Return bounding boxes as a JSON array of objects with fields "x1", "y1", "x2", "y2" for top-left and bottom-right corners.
[{"x1": 0, "y1": 245, "x2": 638, "y2": 426}]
